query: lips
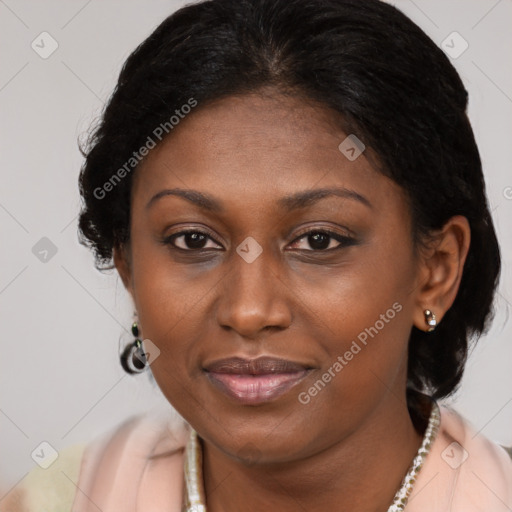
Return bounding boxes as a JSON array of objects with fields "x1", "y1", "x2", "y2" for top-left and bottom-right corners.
[
  {"x1": 203, "y1": 356, "x2": 313, "y2": 404},
  {"x1": 204, "y1": 356, "x2": 311, "y2": 374}
]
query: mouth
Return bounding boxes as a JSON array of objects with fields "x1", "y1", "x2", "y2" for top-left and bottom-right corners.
[{"x1": 203, "y1": 356, "x2": 314, "y2": 405}]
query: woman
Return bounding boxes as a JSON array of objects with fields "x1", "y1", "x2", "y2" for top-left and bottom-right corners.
[{"x1": 4, "y1": 0, "x2": 511, "y2": 510}]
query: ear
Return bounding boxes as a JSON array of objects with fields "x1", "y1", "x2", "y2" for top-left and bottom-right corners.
[
  {"x1": 113, "y1": 243, "x2": 134, "y2": 297},
  {"x1": 412, "y1": 215, "x2": 471, "y2": 332}
]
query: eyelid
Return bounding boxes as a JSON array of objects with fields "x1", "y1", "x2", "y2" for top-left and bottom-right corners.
[{"x1": 291, "y1": 225, "x2": 354, "y2": 240}]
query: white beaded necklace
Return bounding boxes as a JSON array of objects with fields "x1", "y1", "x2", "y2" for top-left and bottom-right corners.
[
  {"x1": 183, "y1": 401, "x2": 441, "y2": 512},
  {"x1": 387, "y1": 401, "x2": 441, "y2": 511}
]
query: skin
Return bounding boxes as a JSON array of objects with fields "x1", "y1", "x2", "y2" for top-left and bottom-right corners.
[{"x1": 114, "y1": 89, "x2": 470, "y2": 512}]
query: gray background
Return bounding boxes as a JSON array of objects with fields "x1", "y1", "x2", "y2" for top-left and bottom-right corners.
[{"x1": 1, "y1": 0, "x2": 511, "y2": 489}]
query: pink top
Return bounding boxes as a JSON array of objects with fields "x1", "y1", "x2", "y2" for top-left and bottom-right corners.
[{"x1": 3, "y1": 404, "x2": 512, "y2": 511}]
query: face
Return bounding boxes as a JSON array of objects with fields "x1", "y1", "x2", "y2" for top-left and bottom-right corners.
[{"x1": 116, "y1": 90, "x2": 424, "y2": 464}]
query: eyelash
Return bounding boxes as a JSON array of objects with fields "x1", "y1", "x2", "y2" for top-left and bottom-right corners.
[{"x1": 161, "y1": 228, "x2": 355, "y2": 253}]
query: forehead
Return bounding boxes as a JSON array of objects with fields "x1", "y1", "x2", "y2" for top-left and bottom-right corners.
[{"x1": 131, "y1": 91, "x2": 404, "y2": 216}]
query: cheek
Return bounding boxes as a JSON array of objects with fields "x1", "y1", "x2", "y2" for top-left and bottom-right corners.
[
  {"x1": 129, "y1": 248, "x2": 188, "y2": 360},
  {"x1": 297, "y1": 300, "x2": 412, "y2": 440},
  {"x1": 296, "y1": 236, "x2": 414, "y2": 346},
  {"x1": 128, "y1": 243, "x2": 223, "y2": 411},
  {"x1": 316, "y1": 300, "x2": 409, "y2": 392},
  {"x1": 300, "y1": 240, "x2": 416, "y2": 409},
  {"x1": 129, "y1": 233, "x2": 212, "y2": 325}
]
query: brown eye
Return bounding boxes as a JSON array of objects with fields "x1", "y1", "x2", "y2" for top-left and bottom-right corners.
[
  {"x1": 164, "y1": 230, "x2": 222, "y2": 251},
  {"x1": 289, "y1": 230, "x2": 355, "y2": 251}
]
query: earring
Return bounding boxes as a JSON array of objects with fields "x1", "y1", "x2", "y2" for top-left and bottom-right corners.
[
  {"x1": 424, "y1": 309, "x2": 437, "y2": 332},
  {"x1": 120, "y1": 321, "x2": 148, "y2": 374}
]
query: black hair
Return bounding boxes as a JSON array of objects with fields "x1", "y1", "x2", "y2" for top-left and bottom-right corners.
[{"x1": 77, "y1": 0, "x2": 501, "y2": 413}]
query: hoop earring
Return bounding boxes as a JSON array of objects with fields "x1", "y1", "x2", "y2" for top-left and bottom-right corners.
[
  {"x1": 424, "y1": 309, "x2": 437, "y2": 332},
  {"x1": 120, "y1": 321, "x2": 148, "y2": 374}
]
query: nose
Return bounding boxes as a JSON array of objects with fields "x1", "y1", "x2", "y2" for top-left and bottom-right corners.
[{"x1": 216, "y1": 244, "x2": 292, "y2": 339}]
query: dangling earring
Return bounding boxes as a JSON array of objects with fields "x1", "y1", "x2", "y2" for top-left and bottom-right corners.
[
  {"x1": 424, "y1": 309, "x2": 437, "y2": 332},
  {"x1": 120, "y1": 320, "x2": 148, "y2": 374}
]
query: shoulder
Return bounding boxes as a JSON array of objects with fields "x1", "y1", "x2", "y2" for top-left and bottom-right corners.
[
  {"x1": 73, "y1": 409, "x2": 190, "y2": 511},
  {"x1": 1, "y1": 410, "x2": 190, "y2": 512},
  {"x1": 0, "y1": 443, "x2": 86, "y2": 512},
  {"x1": 438, "y1": 405, "x2": 512, "y2": 479},
  {"x1": 407, "y1": 403, "x2": 512, "y2": 512}
]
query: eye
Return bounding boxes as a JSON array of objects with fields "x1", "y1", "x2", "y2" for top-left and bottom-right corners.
[
  {"x1": 162, "y1": 228, "x2": 355, "y2": 252},
  {"x1": 163, "y1": 230, "x2": 223, "y2": 251},
  {"x1": 288, "y1": 229, "x2": 355, "y2": 251}
]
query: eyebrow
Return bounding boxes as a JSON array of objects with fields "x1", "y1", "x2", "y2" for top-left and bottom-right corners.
[{"x1": 145, "y1": 186, "x2": 372, "y2": 212}]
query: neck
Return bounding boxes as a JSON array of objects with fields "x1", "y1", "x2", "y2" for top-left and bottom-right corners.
[{"x1": 202, "y1": 393, "x2": 427, "y2": 512}]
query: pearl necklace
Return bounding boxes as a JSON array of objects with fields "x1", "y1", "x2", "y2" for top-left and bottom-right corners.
[
  {"x1": 387, "y1": 401, "x2": 441, "y2": 511},
  {"x1": 183, "y1": 401, "x2": 441, "y2": 512}
]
